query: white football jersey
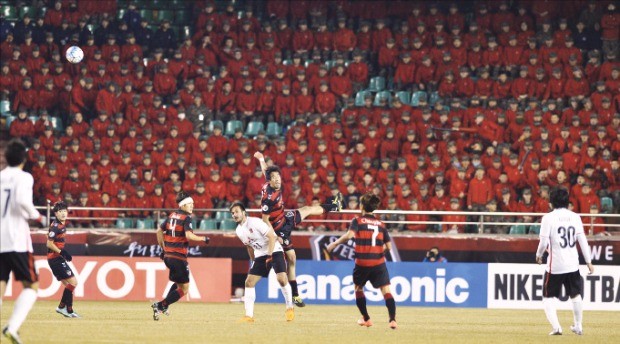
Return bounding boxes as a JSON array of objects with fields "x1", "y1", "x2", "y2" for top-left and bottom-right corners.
[
  {"x1": 0, "y1": 167, "x2": 41, "y2": 253},
  {"x1": 235, "y1": 216, "x2": 283, "y2": 258},
  {"x1": 539, "y1": 208, "x2": 587, "y2": 274}
]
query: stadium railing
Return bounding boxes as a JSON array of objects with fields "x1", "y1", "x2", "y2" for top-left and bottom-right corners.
[{"x1": 36, "y1": 205, "x2": 620, "y2": 236}]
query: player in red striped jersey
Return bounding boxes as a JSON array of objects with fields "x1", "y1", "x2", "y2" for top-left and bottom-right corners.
[
  {"x1": 254, "y1": 152, "x2": 343, "y2": 307},
  {"x1": 46, "y1": 201, "x2": 80, "y2": 318},
  {"x1": 151, "y1": 191, "x2": 210, "y2": 321},
  {"x1": 327, "y1": 193, "x2": 397, "y2": 329}
]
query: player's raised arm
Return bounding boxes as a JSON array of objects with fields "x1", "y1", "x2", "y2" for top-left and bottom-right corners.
[{"x1": 254, "y1": 152, "x2": 267, "y2": 178}]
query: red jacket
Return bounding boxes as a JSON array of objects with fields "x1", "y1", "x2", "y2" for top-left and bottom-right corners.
[
  {"x1": 467, "y1": 177, "x2": 493, "y2": 207},
  {"x1": 314, "y1": 91, "x2": 336, "y2": 115}
]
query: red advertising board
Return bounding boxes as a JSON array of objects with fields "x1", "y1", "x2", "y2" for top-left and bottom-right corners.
[{"x1": 4, "y1": 257, "x2": 231, "y2": 303}]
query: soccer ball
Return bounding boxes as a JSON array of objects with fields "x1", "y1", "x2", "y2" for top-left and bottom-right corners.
[{"x1": 66, "y1": 46, "x2": 84, "y2": 64}]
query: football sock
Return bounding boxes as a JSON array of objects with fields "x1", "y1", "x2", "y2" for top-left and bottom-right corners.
[
  {"x1": 543, "y1": 297, "x2": 561, "y2": 331},
  {"x1": 280, "y1": 283, "x2": 293, "y2": 308},
  {"x1": 384, "y1": 293, "x2": 396, "y2": 322},
  {"x1": 7, "y1": 288, "x2": 37, "y2": 333},
  {"x1": 571, "y1": 296, "x2": 583, "y2": 328},
  {"x1": 60, "y1": 284, "x2": 75, "y2": 312},
  {"x1": 355, "y1": 290, "x2": 370, "y2": 321},
  {"x1": 166, "y1": 283, "x2": 179, "y2": 298},
  {"x1": 161, "y1": 289, "x2": 185, "y2": 309},
  {"x1": 244, "y1": 287, "x2": 256, "y2": 317},
  {"x1": 289, "y1": 280, "x2": 299, "y2": 297}
]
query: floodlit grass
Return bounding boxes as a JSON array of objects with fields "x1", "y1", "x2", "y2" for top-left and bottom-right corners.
[{"x1": 1, "y1": 301, "x2": 617, "y2": 343}]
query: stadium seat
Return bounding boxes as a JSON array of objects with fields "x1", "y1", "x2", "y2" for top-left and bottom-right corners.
[
  {"x1": 1, "y1": 5, "x2": 18, "y2": 21},
  {"x1": 174, "y1": 10, "x2": 191, "y2": 25},
  {"x1": 207, "y1": 120, "x2": 224, "y2": 133},
  {"x1": 224, "y1": 120, "x2": 243, "y2": 137},
  {"x1": 50, "y1": 116, "x2": 63, "y2": 132},
  {"x1": 245, "y1": 121, "x2": 264, "y2": 138},
  {"x1": 219, "y1": 219, "x2": 237, "y2": 230},
  {"x1": 395, "y1": 91, "x2": 411, "y2": 106},
  {"x1": 410, "y1": 91, "x2": 427, "y2": 107},
  {"x1": 509, "y1": 225, "x2": 527, "y2": 235},
  {"x1": 324, "y1": 60, "x2": 336, "y2": 71},
  {"x1": 282, "y1": 59, "x2": 292, "y2": 66},
  {"x1": 199, "y1": 219, "x2": 218, "y2": 230},
  {"x1": 601, "y1": 197, "x2": 613, "y2": 213},
  {"x1": 0, "y1": 100, "x2": 10, "y2": 116},
  {"x1": 355, "y1": 90, "x2": 371, "y2": 106},
  {"x1": 28, "y1": 115, "x2": 38, "y2": 124},
  {"x1": 215, "y1": 211, "x2": 232, "y2": 221},
  {"x1": 367, "y1": 76, "x2": 386, "y2": 92},
  {"x1": 19, "y1": 6, "x2": 36, "y2": 19},
  {"x1": 139, "y1": 9, "x2": 154, "y2": 22},
  {"x1": 157, "y1": 9, "x2": 174, "y2": 22},
  {"x1": 117, "y1": 8, "x2": 126, "y2": 20},
  {"x1": 266, "y1": 122, "x2": 281, "y2": 138},
  {"x1": 116, "y1": 218, "x2": 134, "y2": 229},
  {"x1": 429, "y1": 91, "x2": 441, "y2": 106},
  {"x1": 373, "y1": 91, "x2": 391, "y2": 106},
  {"x1": 136, "y1": 218, "x2": 155, "y2": 230},
  {"x1": 5, "y1": 115, "x2": 15, "y2": 129},
  {"x1": 529, "y1": 225, "x2": 540, "y2": 235}
]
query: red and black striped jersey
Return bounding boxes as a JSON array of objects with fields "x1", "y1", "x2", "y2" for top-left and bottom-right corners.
[
  {"x1": 350, "y1": 215, "x2": 391, "y2": 267},
  {"x1": 160, "y1": 210, "x2": 193, "y2": 261},
  {"x1": 47, "y1": 220, "x2": 66, "y2": 260},
  {"x1": 261, "y1": 182, "x2": 285, "y2": 231}
]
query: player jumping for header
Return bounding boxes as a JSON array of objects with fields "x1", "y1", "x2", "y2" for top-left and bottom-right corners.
[
  {"x1": 327, "y1": 193, "x2": 397, "y2": 329},
  {"x1": 536, "y1": 187, "x2": 594, "y2": 336},
  {"x1": 254, "y1": 152, "x2": 343, "y2": 307}
]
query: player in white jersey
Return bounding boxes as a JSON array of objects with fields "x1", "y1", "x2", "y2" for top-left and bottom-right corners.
[
  {"x1": 1, "y1": 139, "x2": 47, "y2": 344},
  {"x1": 536, "y1": 188, "x2": 594, "y2": 336},
  {"x1": 229, "y1": 202, "x2": 294, "y2": 323}
]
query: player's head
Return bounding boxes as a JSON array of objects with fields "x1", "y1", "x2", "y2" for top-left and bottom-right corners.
[
  {"x1": 5, "y1": 139, "x2": 27, "y2": 167},
  {"x1": 229, "y1": 202, "x2": 247, "y2": 223},
  {"x1": 360, "y1": 192, "x2": 381, "y2": 213},
  {"x1": 53, "y1": 201, "x2": 68, "y2": 221},
  {"x1": 265, "y1": 166, "x2": 282, "y2": 189},
  {"x1": 549, "y1": 187, "x2": 569, "y2": 209},
  {"x1": 176, "y1": 190, "x2": 194, "y2": 213}
]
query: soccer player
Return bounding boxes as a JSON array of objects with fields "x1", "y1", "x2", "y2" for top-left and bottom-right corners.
[
  {"x1": 230, "y1": 202, "x2": 295, "y2": 323},
  {"x1": 151, "y1": 191, "x2": 210, "y2": 321},
  {"x1": 254, "y1": 152, "x2": 343, "y2": 307},
  {"x1": 536, "y1": 188, "x2": 594, "y2": 336},
  {"x1": 47, "y1": 201, "x2": 80, "y2": 318},
  {"x1": 326, "y1": 193, "x2": 397, "y2": 329},
  {"x1": 1, "y1": 139, "x2": 47, "y2": 344}
]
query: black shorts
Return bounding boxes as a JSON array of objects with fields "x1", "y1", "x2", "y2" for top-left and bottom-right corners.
[
  {"x1": 353, "y1": 263, "x2": 390, "y2": 289},
  {"x1": 164, "y1": 257, "x2": 190, "y2": 284},
  {"x1": 543, "y1": 270, "x2": 583, "y2": 299},
  {"x1": 48, "y1": 257, "x2": 75, "y2": 281},
  {"x1": 275, "y1": 210, "x2": 301, "y2": 251},
  {"x1": 249, "y1": 251, "x2": 287, "y2": 278},
  {"x1": 0, "y1": 252, "x2": 38, "y2": 283}
]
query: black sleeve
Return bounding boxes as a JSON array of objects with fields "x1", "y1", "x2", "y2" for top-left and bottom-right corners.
[
  {"x1": 261, "y1": 198, "x2": 275, "y2": 215},
  {"x1": 47, "y1": 224, "x2": 61, "y2": 240},
  {"x1": 159, "y1": 218, "x2": 168, "y2": 231},
  {"x1": 183, "y1": 216, "x2": 193, "y2": 232},
  {"x1": 349, "y1": 218, "x2": 358, "y2": 232},
  {"x1": 383, "y1": 225, "x2": 391, "y2": 243}
]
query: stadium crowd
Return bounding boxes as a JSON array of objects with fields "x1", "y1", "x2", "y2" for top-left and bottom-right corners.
[{"x1": 1, "y1": 0, "x2": 619, "y2": 234}]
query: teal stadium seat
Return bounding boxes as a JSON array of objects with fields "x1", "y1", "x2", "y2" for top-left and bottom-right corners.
[
  {"x1": 219, "y1": 219, "x2": 237, "y2": 230},
  {"x1": 116, "y1": 218, "x2": 134, "y2": 229},
  {"x1": 199, "y1": 219, "x2": 218, "y2": 230},
  {"x1": 600, "y1": 197, "x2": 613, "y2": 213},
  {"x1": 373, "y1": 91, "x2": 391, "y2": 106},
  {"x1": 1, "y1": 6, "x2": 18, "y2": 21},
  {"x1": 266, "y1": 122, "x2": 281, "y2": 138},
  {"x1": 50, "y1": 116, "x2": 63, "y2": 132},
  {"x1": 245, "y1": 121, "x2": 264, "y2": 138},
  {"x1": 157, "y1": 9, "x2": 174, "y2": 22},
  {"x1": 5, "y1": 115, "x2": 16, "y2": 130},
  {"x1": 429, "y1": 91, "x2": 441, "y2": 106},
  {"x1": 136, "y1": 218, "x2": 155, "y2": 229},
  {"x1": 395, "y1": 91, "x2": 411, "y2": 106},
  {"x1": 208, "y1": 120, "x2": 224, "y2": 133},
  {"x1": 528, "y1": 225, "x2": 541, "y2": 235},
  {"x1": 509, "y1": 225, "x2": 527, "y2": 235},
  {"x1": 367, "y1": 76, "x2": 385, "y2": 92},
  {"x1": 355, "y1": 90, "x2": 371, "y2": 106},
  {"x1": 215, "y1": 211, "x2": 232, "y2": 221},
  {"x1": 410, "y1": 91, "x2": 426, "y2": 107},
  {"x1": 139, "y1": 9, "x2": 154, "y2": 22},
  {"x1": 0, "y1": 100, "x2": 10, "y2": 116},
  {"x1": 225, "y1": 120, "x2": 243, "y2": 137}
]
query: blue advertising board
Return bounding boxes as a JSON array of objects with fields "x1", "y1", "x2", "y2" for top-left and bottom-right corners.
[{"x1": 255, "y1": 260, "x2": 488, "y2": 308}]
